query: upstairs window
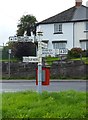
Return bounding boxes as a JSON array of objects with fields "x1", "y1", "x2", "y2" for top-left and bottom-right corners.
[{"x1": 54, "y1": 23, "x2": 63, "y2": 34}]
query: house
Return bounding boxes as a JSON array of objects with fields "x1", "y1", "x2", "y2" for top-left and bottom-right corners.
[{"x1": 36, "y1": 0, "x2": 88, "y2": 56}]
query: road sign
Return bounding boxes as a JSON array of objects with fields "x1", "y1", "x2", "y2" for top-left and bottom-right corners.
[
  {"x1": 42, "y1": 49, "x2": 55, "y2": 57},
  {"x1": 41, "y1": 48, "x2": 68, "y2": 57},
  {"x1": 9, "y1": 36, "x2": 33, "y2": 42},
  {"x1": 55, "y1": 48, "x2": 68, "y2": 55},
  {"x1": 59, "y1": 48, "x2": 68, "y2": 54},
  {"x1": 38, "y1": 42, "x2": 47, "y2": 48},
  {"x1": 23, "y1": 56, "x2": 38, "y2": 63},
  {"x1": 41, "y1": 42, "x2": 47, "y2": 48},
  {"x1": 9, "y1": 49, "x2": 11, "y2": 54}
]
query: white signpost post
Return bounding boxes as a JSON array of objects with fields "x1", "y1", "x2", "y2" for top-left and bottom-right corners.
[{"x1": 37, "y1": 31, "x2": 44, "y2": 93}]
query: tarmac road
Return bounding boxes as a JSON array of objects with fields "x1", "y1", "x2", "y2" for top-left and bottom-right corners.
[{"x1": 0, "y1": 80, "x2": 87, "y2": 92}]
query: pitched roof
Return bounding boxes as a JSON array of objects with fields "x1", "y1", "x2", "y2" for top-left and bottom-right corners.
[{"x1": 38, "y1": 5, "x2": 88, "y2": 24}]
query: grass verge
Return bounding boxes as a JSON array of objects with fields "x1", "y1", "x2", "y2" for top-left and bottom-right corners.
[
  {"x1": 71, "y1": 57, "x2": 88, "y2": 64},
  {"x1": 2, "y1": 90, "x2": 87, "y2": 119},
  {"x1": 45, "y1": 57, "x2": 59, "y2": 65}
]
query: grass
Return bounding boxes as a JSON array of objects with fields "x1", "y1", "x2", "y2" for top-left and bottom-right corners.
[
  {"x1": 0, "y1": 58, "x2": 19, "y2": 62},
  {"x1": 45, "y1": 56, "x2": 60, "y2": 65},
  {"x1": 0, "y1": 93, "x2": 2, "y2": 120},
  {"x1": 45, "y1": 56, "x2": 88, "y2": 65},
  {"x1": 1, "y1": 56, "x2": 88, "y2": 64},
  {"x1": 71, "y1": 57, "x2": 88, "y2": 64},
  {"x1": 2, "y1": 90, "x2": 87, "y2": 119}
]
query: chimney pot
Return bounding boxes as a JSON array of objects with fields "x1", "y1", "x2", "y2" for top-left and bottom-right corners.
[{"x1": 75, "y1": 0, "x2": 82, "y2": 7}]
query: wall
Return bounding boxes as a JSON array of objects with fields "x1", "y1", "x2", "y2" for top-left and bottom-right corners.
[
  {"x1": 50, "y1": 60, "x2": 87, "y2": 79},
  {"x1": 74, "y1": 22, "x2": 86, "y2": 48},
  {"x1": 2, "y1": 61, "x2": 88, "y2": 79},
  {"x1": 38, "y1": 23, "x2": 74, "y2": 50}
]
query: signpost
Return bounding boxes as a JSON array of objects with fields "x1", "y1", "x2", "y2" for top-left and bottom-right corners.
[
  {"x1": 9, "y1": 32, "x2": 68, "y2": 93},
  {"x1": 56, "y1": 48, "x2": 68, "y2": 55},
  {"x1": 42, "y1": 49, "x2": 55, "y2": 57},
  {"x1": 23, "y1": 56, "x2": 38, "y2": 63},
  {"x1": 9, "y1": 36, "x2": 33, "y2": 42},
  {"x1": 9, "y1": 30, "x2": 44, "y2": 93},
  {"x1": 40, "y1": 42, "x2": 47, "y2": 49},
  {"x1": 37, "y1": 30, "x2": 43, "y2": 93}
]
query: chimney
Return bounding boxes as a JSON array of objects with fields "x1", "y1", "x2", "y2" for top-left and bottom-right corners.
[{"x1": 75, "y1": 0, "x2": 82, "y2": 7}]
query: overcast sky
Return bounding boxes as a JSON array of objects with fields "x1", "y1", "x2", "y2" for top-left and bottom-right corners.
[{"x1": 0, "y1": 0, "x2": 87, "y2": 46}]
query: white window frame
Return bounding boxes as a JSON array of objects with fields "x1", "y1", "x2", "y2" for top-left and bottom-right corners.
[
  {"x1": 54, "y1": 23, "x2": 62, "y2": 33},
  {"x1": 53, "y1": 42, "x2": 67, "y2": 49}
]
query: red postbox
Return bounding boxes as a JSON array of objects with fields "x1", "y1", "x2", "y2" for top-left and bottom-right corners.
[{"x1": 36, "y1": 67, "x2": 50, "y2": 85}]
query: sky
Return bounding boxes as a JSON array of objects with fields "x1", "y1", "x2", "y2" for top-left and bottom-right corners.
[{"x1": 0, "y1": 0, "x2": 87, "y2": 46}]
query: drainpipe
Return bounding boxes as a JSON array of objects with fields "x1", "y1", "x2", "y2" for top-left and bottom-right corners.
[{"x1": 73, "y1": 22, "x2": 75, "y2": 48}]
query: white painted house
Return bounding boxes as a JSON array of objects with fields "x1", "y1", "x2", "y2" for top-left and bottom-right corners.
[{"x1": 36, "y1": 0, "x2": 88, "y2": 54}]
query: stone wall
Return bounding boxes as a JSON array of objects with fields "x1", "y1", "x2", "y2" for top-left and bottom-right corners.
[
  {"x1": 2, "y1": 61, "x2": 88, "y2": 79},
  {"x1": 2, "y1": 62, "x2": 37, "y2": 79},
  {"x1": 50, "y1": 61, "x2": 87, "y2": 79}
]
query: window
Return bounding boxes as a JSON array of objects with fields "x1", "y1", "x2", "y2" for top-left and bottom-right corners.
[
  {"x1": 80, "y1": 42, "x2": 85, "y2": 50},
  {"x1": 54, "y1": 23, "x2": 62, "y2": 34},
  {"x1": 86, "y1": 42, "x2": 88, "y2": 49},
  {"x1": 85, "y1": 22, "x2": 88, "y2": 31},
  {"x1": 80, "y1": 40, "x2": 88, "y2": 50},
  {"x1": 52, "y1": 41, "x2": 67, "y2": 49}
]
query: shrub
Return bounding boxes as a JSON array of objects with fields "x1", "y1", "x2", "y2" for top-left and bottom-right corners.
[{"x1": 68, "y1": 47, "x2": 82, "y2": 58}]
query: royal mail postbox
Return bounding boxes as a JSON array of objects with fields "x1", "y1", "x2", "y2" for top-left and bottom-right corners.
[{"x1": 36, "y1": 67, "x2": 50, "y2": 85}]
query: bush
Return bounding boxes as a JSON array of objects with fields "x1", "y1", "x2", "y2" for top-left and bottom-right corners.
[
  {"x1": 68, "y1": 47, "x2": 82, "y2": 58},
  {"x1": 8, "y1": 42, "x2": 36, "y2": 60},
  {"x1": 2, "y1": 46, "x2": 9, "y2": 59}
]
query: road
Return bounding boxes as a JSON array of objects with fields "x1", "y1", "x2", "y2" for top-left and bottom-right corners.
[{"x1": 0, "y1": 80, "x2": 87, "y2": 92}]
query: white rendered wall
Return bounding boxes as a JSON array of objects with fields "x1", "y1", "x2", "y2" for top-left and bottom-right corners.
[
  {"x1": 74, "y1": 22, "x2": 86, "y2": 48},
  {"x1": 37, "y1": 23, "x2": 74, "y2": 50}
]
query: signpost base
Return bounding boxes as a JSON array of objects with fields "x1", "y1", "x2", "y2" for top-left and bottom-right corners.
[{"x1": 38, "y1": 63, "x2": 42, "y2": 93}]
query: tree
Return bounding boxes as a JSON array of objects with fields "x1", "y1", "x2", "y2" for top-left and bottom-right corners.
[
  {"x1": 17, "y1": 14, "x2": 37, "y2": 36},
  {"x1": 8, "y1": 14, "x2": 37, "y2": 60},
  {"x1": 9, "y1": 15, "x2": 37, "y2": 60},
  {"x1": 2, "y1": 46, "x2": 9, "y2": 59},
  {"x1": 8, "y1": 42, "x2": 36, "y2": 60}
]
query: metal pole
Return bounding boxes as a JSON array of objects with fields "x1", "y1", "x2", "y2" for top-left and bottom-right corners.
[
  {"x1": 37, "y1": 31, "x2": 43, "y2": 93},
  {"x1": 38, "y1": 63, "x2": 42, "y2": 93},
  {"x1": 8, "y1": 49, "x2": 11, "y2": 78}
]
